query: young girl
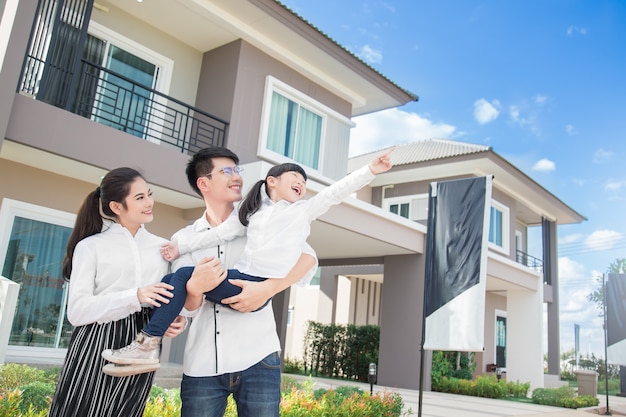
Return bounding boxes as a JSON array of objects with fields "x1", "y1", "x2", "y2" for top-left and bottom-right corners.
[
  {"x1": 102, "y1": 149, "x2": 393, "y2": 374},
  {"x1": 48, "y1": 167, "x2": 184, "y2": 417}
]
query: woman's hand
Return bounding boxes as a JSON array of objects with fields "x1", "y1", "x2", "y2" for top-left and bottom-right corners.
[{"x1": 137, "y1": 282, "x2": 174, "y2": 307}]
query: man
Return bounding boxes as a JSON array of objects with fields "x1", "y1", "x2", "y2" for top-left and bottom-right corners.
[{"x1": 173, "y1": 147, "x2": 316, "y2": 417}]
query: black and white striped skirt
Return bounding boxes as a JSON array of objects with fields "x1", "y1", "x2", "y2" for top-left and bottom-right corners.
[{"x1": 48, "y1": 308, "x2": 156, "y2": 417}]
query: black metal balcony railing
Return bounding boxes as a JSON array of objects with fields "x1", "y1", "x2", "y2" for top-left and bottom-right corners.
[
  {"x1": 516, "y1": 250, "x2": 543, "y2": 273},
  {"x1": 20, "y1": 55, "x2": 228, "y2": 154}
]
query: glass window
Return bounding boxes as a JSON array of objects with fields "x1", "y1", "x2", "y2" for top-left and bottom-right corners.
[
  {"x1": 309, "y1": 267, "x2": 321, "y2": 286},
  {"x1": 267, "y1": 91, "x2": 322, "y2": 169},
  {"x1": 496, "y1": 316, "x2": 506, "y2": 367},
  {"x1": 0, "y1": 200, "x2": 75, "y2": 350},
  {"x1": 389, "y1": 203, "x2": 410, "y2": 219},
  {"x1": 489, "y1": 206, "x2": 503, "y2": 247}
]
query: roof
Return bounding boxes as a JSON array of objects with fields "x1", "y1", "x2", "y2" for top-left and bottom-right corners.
[
  {"x1": 275, "y1": 0, "x2": 419, "y2": 103},
  {"x1": 348, "y1": 138, "x2": 490, "y2": 171},
  {"x1": 348, "y1": 138, "x2": 586, "y2": 226}
]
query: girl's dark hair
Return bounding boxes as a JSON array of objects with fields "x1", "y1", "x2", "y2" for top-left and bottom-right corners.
[
  {"x1": 238, "y1": 163, "x2": 307, "y2": 226},
  {"x1": 186, "y1": 147, "x2": 239, "y2": 196},
  {"x1": 62, "y1": 167, "x2": 144, "y2": 279}
]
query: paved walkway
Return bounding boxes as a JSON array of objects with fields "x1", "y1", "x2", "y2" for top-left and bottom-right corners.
[{"x1": 282, "y1": 373, "x2": 626, "y2": 417}]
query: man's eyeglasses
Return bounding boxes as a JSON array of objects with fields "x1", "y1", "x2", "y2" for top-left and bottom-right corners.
[{"x1": 205, "y1": 166, "x2": 244, "y2": 178}]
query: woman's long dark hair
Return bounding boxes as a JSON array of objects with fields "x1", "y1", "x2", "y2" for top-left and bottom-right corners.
[
  {"x1": 238, "y1": 163, "x2": 307, "y2": 226},
  {"x1": 62, "y1": 167, "x2": 144, "y2": 279}
]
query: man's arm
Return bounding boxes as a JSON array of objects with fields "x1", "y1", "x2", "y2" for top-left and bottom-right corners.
[{"x1": 222, "y1": 253, "x2": 317, "y2": 312}]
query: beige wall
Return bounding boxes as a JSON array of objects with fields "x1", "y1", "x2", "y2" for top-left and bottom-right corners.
[
  {"x1": 92, "y1": 2, "x2": 203, "y2": 104},
  {"x1": 0, "y1": 159, "x2": 192, "y2": 240}
]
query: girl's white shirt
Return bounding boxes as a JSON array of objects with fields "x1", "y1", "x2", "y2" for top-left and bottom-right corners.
[
  {"x1": 67, "y1": 222, "x2": 169, "y2": 326},
  {"x1": 176, "y1": 165, "x2": 375, "y2": 286}
]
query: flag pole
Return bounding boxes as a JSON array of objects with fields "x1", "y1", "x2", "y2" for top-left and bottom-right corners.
[
  {"x1": 418, "y1": 183, "x2": 437, "y2": 417},
  {"x1": 603, "y1": 273, "x2": 611, "y2": 415}
]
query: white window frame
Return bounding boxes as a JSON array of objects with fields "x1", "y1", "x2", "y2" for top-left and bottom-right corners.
[
  {"x1": 258, "y1": 76, "x2": 353, "y2": 173},
  {"x1": 488, "y1": 199, "x2": 510, "y2": 255},
  {"x1": 384, "y1": 196, "x2": 412, "y2": 219},
  {"x1": 383, "y1": 193, "x2": 429, "y2": 221},
  {"x1": 494, "y1": 309, "x2": 507, "y2": 367},
  {"x1": 0, "y1": 199, "x2": 76, "y2": 360}
]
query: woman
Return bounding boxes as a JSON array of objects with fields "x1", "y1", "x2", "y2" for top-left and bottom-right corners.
[{"x1": 48, "y1": 167, "x2": 183, "y2": 417}]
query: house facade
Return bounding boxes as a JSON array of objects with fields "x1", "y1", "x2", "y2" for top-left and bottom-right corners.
[
  {"x1": 0, "y1": 0, "x2": 582, "y2": 391},
  {"x1": 284, "y1": 139, "x2": 585, "y2": 390}
]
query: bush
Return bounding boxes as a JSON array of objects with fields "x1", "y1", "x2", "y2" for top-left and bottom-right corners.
[
  {"x1": 433, "y1": 375, "x2": 530, "y2": 401},
  {"x1": 16, "y1": 382, "x2": 56, "y2": 414},
  {"x1": 1, "y1": 364, "x2": 409, "y2": 417},
  {"x1": 531, "y1": 385, "x2": 600, "y2": 409},
  {"x1": 0, "y1": 364, "x2": 54, "y2": 396}
]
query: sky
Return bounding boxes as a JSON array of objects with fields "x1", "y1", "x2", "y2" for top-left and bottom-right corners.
[{"x1": 281, "y1": 0, "x2": 626, "y2": 359}]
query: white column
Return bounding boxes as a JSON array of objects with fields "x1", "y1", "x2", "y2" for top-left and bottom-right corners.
[
  {"x1": 1, "y1": 276, "x2": 20, "y2": 364},
  {"x1": 507, "y1": 286, "x2": 544, "y2": 390}
]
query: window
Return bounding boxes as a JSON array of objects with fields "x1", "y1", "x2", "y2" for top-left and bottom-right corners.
[
  {"x1": 260, "y1": 77, "x2": 354, "y2": 174},
  {"x1": 488, "y1": 200, "x2": 509, "y2": 254},
  {"x1": 309, "y1": 267, "x2": 321, "y2": 286},
  {"x1": 496, "y1": 315, "x2": 506, "y2": 368},
  {"x1": 389, "y1": 202, "x2": 410, "y2": 219},
  {"x1": 384, "y1": 194, "x2": 428, "y2": 221},
  {"x1": 0, "y1": 199, "x2": 75, "y2": 351},
  {"x1": 267, "y1": 91, "x2": 322, "y2": 169}
]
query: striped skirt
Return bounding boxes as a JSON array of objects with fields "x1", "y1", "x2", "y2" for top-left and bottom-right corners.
[{"x1": 48, "y1": 308, "x2": 156, "y2": 417}]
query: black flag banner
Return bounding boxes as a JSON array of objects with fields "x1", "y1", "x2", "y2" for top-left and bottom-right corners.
[
  {"x1": 423, "y1": 176, "x2": 492, "y2": 351},
  {"x1": 607, "y1": 273, "x2": 626, "y2": 365}
]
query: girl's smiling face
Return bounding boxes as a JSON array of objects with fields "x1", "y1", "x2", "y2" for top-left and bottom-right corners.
[{"x1": 268, "y1": 171, "x2": 307, "y2": 203}]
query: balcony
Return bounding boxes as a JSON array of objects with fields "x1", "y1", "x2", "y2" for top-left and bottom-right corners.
[
  {"x1": 17, "y1": 0, "x2": 227, "y2": 155},
  {"x1": 516, "y1": 249, "x2": 543, "y2": 273}
]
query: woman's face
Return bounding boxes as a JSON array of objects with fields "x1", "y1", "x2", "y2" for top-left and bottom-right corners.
[{"x1": 114, "y1": 177, "x2": 155, "y2": 233}]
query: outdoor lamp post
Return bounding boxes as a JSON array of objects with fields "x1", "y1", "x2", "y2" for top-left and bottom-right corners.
[
  {"x1": 496, "y1": 368, "x2": 503, "y2": 382},
  {"x1": 368, "y1": 363, "x2": 377, "y2": 395}
]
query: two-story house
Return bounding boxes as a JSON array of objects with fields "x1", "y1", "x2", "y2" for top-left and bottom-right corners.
[{"x1": 0, "y1": 0, "x2": 583, "y2": 391}]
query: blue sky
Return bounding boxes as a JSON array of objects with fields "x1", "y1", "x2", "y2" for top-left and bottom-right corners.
[{"x1": 282, "y1": 0, "x2": 626, "y2": 358}]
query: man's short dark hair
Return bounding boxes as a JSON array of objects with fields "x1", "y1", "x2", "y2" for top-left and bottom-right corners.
[{"x1": 186, "y1": 147, "x2": 240, "y2": 196}]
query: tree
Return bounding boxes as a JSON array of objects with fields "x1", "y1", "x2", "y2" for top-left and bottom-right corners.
[{"x1": 587, "y1": 258, "x2": 626, "y2": 312}]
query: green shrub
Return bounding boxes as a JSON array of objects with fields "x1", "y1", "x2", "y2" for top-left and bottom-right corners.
[
  {"x1": 283, "y1": 356, "x2": 304, "y2": 374},
  {"x1": 433, "y1": 375, "x2": 530, "y2": 401},
  {"x1": 531, "y1": 385, "x2": 599, "y2": 409},
  {"x1": 0, "y1": 364, "x2": 50, "y2": 396},
  {"x1": 16, "y1": 382, "x2": 55, "y2": 414}
]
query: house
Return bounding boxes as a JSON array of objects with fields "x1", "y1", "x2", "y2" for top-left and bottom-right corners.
[
  {"x1": 284, "y1": 138, "x2": 585, "y2": 390},
  {"x1": 0, "y1": 0, "x2": 582, "y2": 391}
]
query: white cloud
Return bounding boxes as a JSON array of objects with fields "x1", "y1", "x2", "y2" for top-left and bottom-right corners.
[
  {"x1": 567, "y1": 25, "x2": 588, "y2": 36},
  {"x1": 585, "y1": 229, "x2": 624, "y2": 251},
  {"x1": 350, "y1": 108, "x2": 457, "y2": 156},
  {"x1": 559, "y1": 233, "x2": 584, "y2": 245},
  {"x1": 558, "y1": 257, "x2": 604, "y2": 355},
  {"x1": 604, "y1": 179, "x2": 626, "y2": 192},
  {"x1": 593, "y1": 148, "x2": 614, "y2": 164},
  {"x1": 358, "y1": 45, "x2": 383, "y2": 64},
  {"x1": 534, "y1": 94, "x2": 548, "y2": 105},
  {"x1": 565, "y1": 124, "x2": 577, "y2": 135},
  {"x1": 509, "y1": 104, "x2": 540, "y2": 135},
  {"x1": 532, "y1": 158, "x2": 556, "y2": 172},
  {"x1": 473, "y1": 98, "x2": 500, "y2": 125}
]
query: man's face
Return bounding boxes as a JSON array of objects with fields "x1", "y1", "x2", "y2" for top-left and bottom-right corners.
[{"x1": 203, "y1": 157, "x2": 243, "y2": 203}]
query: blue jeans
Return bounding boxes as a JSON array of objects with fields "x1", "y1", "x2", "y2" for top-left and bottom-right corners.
[
  {"x1": 180, "y1": 352, "x2": 281, "y2": 417},
  {"x1": 143, "y1": 268, "x2": 268, "y2": 337}
]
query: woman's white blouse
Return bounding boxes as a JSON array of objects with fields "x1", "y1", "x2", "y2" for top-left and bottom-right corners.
[{"x1": 67, "y1": 223, "x2": 169, "y2": 326}]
